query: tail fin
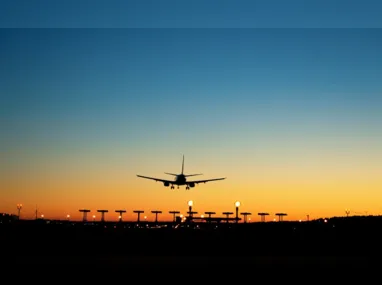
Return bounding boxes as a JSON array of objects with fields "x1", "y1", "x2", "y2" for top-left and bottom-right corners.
[
  {"x1": 181, "y1": 155, "x2": 202, "y2": 176},
  {"x1": 181, "y1": 154, "x2": 184, "y2": 174}
]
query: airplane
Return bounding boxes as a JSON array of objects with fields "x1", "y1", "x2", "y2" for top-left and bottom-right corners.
[{"x1": 136, "y1": 155, "x2": 226, "y2": 190}]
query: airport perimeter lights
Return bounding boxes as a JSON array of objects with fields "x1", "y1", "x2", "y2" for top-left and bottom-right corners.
[{"x1": 235, "y1": 201, "x2": 240, "y2": 223}]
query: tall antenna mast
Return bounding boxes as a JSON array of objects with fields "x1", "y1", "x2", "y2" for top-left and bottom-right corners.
[{"x1": 35, "y1": 205, "x2": 38, "y2": 220}]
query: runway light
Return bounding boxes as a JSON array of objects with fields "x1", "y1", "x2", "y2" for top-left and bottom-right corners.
[
  {"x1": 235, "y1": 201, "x2": 241, "y2": 207},
  {"x1": 188, "y1": 200, "x2": 193, "y2": 207}
]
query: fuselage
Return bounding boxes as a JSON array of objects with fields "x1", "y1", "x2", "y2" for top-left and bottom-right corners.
[{"x1": 174, "y1": 174, "x2": 186, "y2": 185}]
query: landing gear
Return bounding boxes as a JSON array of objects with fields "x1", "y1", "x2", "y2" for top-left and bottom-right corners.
[
  {"x1": 171, "y1": 185, "x2": 174, "y2": 189},
  {"x1": 186, "y1": 186, "x2": 190, "y2": 190}
]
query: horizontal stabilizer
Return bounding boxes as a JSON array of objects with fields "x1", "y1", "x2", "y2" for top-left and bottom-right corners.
[
  {"x1": 184, "y1": 174, "x2": 203, "y2": 177},
  {"x1": 165, "y1": 172, "x2": 178, "y2": 176}
]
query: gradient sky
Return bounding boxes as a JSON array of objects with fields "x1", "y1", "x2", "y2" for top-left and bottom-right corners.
[
  {"x1": 1, "y1": 0, "x2": 382, "y2": 28},
  {"x1": 1, "y1": 2, "x2": 382, "y2": 222}
]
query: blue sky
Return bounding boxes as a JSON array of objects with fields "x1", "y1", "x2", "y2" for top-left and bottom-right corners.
[
  {"x1": 1, "y1": 0, "x2": 382, "y2": 28},
  {"x1": 2, "y1": 28, "x2": 381, "y2": 175},
  {"x1": 2, "y1": 29, "x2": 381, "y2": 146}
]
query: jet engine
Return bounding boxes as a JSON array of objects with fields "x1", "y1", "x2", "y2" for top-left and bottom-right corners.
[{"x1": 163, "y1": 181, "x2": 170, "y2": 187}]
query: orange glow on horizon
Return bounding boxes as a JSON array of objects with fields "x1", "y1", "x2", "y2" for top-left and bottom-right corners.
[{"x1": 2, "y1": 151, "x2": 382, "y2": 222}]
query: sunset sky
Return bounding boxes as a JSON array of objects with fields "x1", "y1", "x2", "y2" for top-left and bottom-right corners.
[{"x1": 1, "y1": 1, "x2": 382, "y2": 222}]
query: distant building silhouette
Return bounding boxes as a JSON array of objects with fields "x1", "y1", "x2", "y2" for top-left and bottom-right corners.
[{"x1": 0, "y1": 213, "x2": 17, "y2": 223}]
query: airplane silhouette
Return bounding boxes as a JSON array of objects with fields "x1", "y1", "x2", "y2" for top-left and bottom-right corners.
[{"x1": 136, "y1": 155, "x2": 226, "y2": 190}]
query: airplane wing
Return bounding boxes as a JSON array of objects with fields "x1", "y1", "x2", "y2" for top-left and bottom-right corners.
[
  {"x1": 136, "y1": 175, "x2": 174, "y2": 184},
  {"x1": 187, "y1": 177, "x2": 226, "y2": 184}
]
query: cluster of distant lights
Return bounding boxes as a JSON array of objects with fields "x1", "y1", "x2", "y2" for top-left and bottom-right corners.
[
  {"x1": 18, "y1": 200, "x2": 265, "y2": 222},
  {"x1": 13, "y1": 201, "x2": 336, "y2": 223}
]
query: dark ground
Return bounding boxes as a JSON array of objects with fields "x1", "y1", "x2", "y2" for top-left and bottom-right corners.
[{"x1": 1, "y1": 216, "x2": 381, "y2": 275}]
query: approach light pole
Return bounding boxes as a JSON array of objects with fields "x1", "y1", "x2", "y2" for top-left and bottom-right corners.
[
  {"x1": 223, "y1": 212, "x2": 233, "y2": 223},
  {"x1": 240, "y1": 212, "x2": 251, "y2": 223},
  {"x1": 151, "y1": 210, "x2": 162, "y2": 224},
  {"x1": 169, "y1": 211, "x2": 180, "y2": 223},
  {"x1": 188, "y1": 200, "x2": 193, "y2": 219},
  {"x1": 188, "y1": 200, "x2": 194, "y2": 221},
  {"x1": 115, "y1": 210, "x2": 126, "y2": 222},
  {"x1": 204, "y1": 211, "x2": 215, "y2": 223},
  {"x1": 258, "y1": 212, "x2": 269, "y2": 222},
  {"x1": 79, "y1": 209, "x2": 91, "y2": 222},
  {"x1": 133, "y1": 210, "x2": 144, "y2": 223},
  {"x1": 235, "y1": 201, "x2": 240, "y2": 223}
]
